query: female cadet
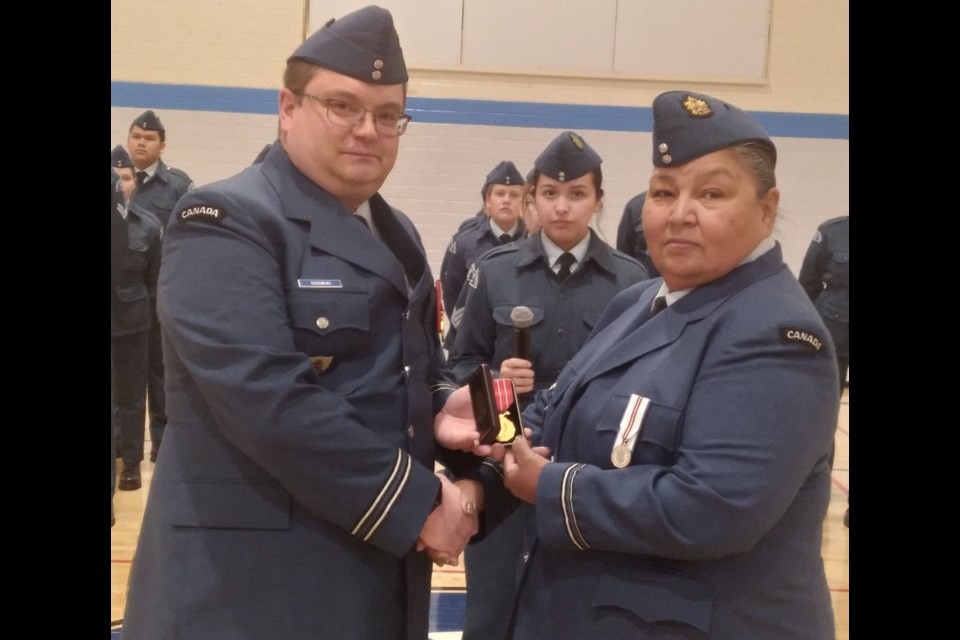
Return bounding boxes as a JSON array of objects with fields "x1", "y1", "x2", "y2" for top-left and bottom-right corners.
[
  {"x1": 485, "y1": 91, "x2": 840, "y2": 639},
  {"x1": 447, "y1": 131, "x2": 648, "y2": 640}
]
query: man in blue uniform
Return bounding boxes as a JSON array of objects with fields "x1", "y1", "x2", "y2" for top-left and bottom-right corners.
[
  {"x1": 615, "y1": 191, "x2": 660, "y2": 277},
  {"x1": 121, "y1": 7, "x2": 483, "y2": 639},
  {"x1": 110, "y1": 146, "x2": 163, "y2": 491},
  {"x1": 127, "y1": 109, "x2": 194, "y2": 463},
  {"x1": 441, "y1": 160, "x2": 527, "y2": 330}
]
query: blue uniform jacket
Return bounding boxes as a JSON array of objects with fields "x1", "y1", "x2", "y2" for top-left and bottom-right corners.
[
  {"x1": 110, "y1": 201, "x2": 162, "y2": 337},
  {"x1": 798, "y1": 216, "x2": 849, "y2": 358},
  {"x1": 447, "y1": 230, "x2": 647, "y2": 398},
  {"x1": 500, "y1": 243, "x2": 839, "y2": 639},
  {"x1": 121, "y1": 143, "x2": 474, "y2": 640},
  {"x1": 440, "y1": 214, "x2": 525, "y2": 319},
  {"x1": 130, "y1": 160, "x2": 193, "y2": 228}
]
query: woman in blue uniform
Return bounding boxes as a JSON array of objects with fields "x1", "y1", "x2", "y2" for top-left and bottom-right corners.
[
  {"x1": 467, "y1": 91, "x2": 840, "y2": 639},
  {"x1": 448, "y1": 131, "x2": 648, "y2": 640}
]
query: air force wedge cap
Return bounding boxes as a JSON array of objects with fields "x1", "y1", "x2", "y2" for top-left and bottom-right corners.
[
  {"x1": 651, "y1": 90, "x2": 775, "y2": 167},
  {"x1": 288, "y1": 5, "x2": 408, "y2": 84},
  {"x1": 481, "y1": 161, "x2": 525, "y2": 198},
  {"x1": 131, "y1": 110, "x2": 166, "y2": 141},
  {"x1": 111, "y1": 145, "x2": 134, "y2": 169},
  {"x1": 534, "y1": 131, "x2": 602, "y2": 183}
]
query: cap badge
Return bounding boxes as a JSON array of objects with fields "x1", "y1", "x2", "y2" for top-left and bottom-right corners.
[
  {"x1": 682, "y1": 95, "x2": 712, "y2": 118},
  {"x1": 569, "y1": 132, "x2": 584, "y2": 150}
]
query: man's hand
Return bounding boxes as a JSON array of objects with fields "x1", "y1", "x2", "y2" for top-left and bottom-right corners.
[
  {"x1": 434, "y1": 385, "x2": 494, "y2": 456},
  {"x1": 417, "y1": 474, "x2": 480, "y2": 565}
]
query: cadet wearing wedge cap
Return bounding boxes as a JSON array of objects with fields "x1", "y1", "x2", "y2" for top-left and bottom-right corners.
[
  {"x1": 121, "y1": 7, "x2": 487, "y2": 640},
  {"x1": 440, "y1": 160, "x2": 528, "y2": 331},
  {"x1": 126, "y1": 108, "x2": 194, "y2": 464}
]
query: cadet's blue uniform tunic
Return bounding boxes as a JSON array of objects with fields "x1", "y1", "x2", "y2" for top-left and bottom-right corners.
[
  {"x1": 448, "y1": 229, "x2": 647, "y2": 399},
  {"x1": 121, "y1": 143, "x2": 469, "y2": 640},
  {"x1": 440, "y1": 216, "x2": 525, "y2": 322}
]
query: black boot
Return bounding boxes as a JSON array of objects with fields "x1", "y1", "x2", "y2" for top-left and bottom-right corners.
[{"x1": 118, "y1": 462, "x2": 142, "y2": 491}]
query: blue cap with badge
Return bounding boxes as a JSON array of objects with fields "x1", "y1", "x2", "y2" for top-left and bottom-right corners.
[
  {"x1": 533, "y1": 131, "x2": 602, "y2": 183},
  {"x1": 481, "y1": 161, "x2": 525, "y2": 198},
  {"x1": 288, "y1": 5, "x2": 408, "y2": 84},
  {"x1": 111, "y1": 145, "x2": 134, "y2": 169},
  {"x1": 651, "y1": 90, "x2": 776, "y2": 168},
  {"x1": 130, "y1": 110, "x2": 166, "y2": 141}
]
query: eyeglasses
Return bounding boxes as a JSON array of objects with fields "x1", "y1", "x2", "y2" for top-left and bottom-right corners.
[{"x1": 294, "y1": 92, "x2": 412, "y2": 137}]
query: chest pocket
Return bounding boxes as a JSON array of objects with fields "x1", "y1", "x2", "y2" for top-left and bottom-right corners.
[
  {"x1": 287, "y1": 289, "x2": 371, "y2": 358},
  {"x1": 824, "y1": 251, "x2": 849, "y2": 288},
  {"x1": 596, "y1": 393, "x2": 683, "y2": 468}
]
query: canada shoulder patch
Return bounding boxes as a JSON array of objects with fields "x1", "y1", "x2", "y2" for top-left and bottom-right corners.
[
  {"x1": 176, "y1": 204, "x2": 228, "y2": 225},
  {"x1": 779, "y1": 327, "x2": 827, "y2": 353}
]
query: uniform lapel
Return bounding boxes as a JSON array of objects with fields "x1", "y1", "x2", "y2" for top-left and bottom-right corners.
[{"x1": 262, "y1": 151, "x2": 408, "y2": 295}]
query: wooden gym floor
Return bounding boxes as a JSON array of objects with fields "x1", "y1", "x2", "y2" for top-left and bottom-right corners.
[{"x1": 111, "y1": 388, "x2": 849, "y2": 639}]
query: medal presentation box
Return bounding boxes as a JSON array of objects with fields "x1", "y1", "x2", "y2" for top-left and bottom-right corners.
[{"x1": 469, "y1": 364, "x2": 523, "y2": 446}]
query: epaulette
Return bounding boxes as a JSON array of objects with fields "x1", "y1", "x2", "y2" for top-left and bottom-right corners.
[
  {"x1": 165, "y1": 165, "x2": 195, "y2": 188},
  {"x1": 473, "y1": 242, "x2": 519, "y2": 267},
  {"x1": 820, "y1": 215, "x2": 849, "y2": 228}
]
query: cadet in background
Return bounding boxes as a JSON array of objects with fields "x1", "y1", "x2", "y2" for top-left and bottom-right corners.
[
  {"x1": 110, "y1": 145, "x2": 163, "y2": 492},
  {"x1": 126, "y1": 109, "x2": 194, "y2": 463}
]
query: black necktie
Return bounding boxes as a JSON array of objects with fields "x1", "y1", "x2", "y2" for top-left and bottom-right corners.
[
  {"x1": 651, "y1": 296, "x2": 667, "y2": 316},
  {"x1": 556, "y1": 252, "x2": 576, "y2": 280},
  {"x1": 499, "y1": 233, "x2": 512, "y2": 244},
  {"x1": 136, "y1": 171, "x2": 148, "y2": 187}
]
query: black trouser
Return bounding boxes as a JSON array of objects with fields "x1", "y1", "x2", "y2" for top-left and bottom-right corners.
[
  {"x1": 146, "y1": 300, "x2": 167, "y2": 446},
  {"x1": 112, "y1": 330, "x2": 148, "y2": 464}
]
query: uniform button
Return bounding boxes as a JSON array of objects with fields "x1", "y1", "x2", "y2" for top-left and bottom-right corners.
[
  {"x1": 316, "y1": 317, "x2": 330, "y2": 330},
  {"x1": 407, "y1": 425, "x2": 415, "y2": 438},
  {"x1": 404, "y1": 309, "x2": 411, "y2": 321},
  {"x1": 403, "y1": 365, "x2": 411, "y2": 378},
  {"x1": 522, "y1": 552, "x2": 530, "y2": 563},
  {"x1": 556, "y1": 328, "x2": 565, "y2": 336}
]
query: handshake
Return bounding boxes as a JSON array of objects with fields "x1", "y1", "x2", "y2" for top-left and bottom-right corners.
[{"x1": 417, "y1": 382, "x2": 552, "y2": 567}]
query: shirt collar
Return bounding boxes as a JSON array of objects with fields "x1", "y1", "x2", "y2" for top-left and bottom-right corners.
[
  {"x1": 490, "y1": 218, "x2": 519, "y2": 238},
  {"x1": 541, "y1": 232, "x2": 590, "y2": 269},
  {"x1": 654, "y1": 235, "x2": 776, "y2": 306}
]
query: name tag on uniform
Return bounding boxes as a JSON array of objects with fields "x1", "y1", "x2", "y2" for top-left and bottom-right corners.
[{"x1": 297, "y1": 279, "x2": 343, "y2": 289}]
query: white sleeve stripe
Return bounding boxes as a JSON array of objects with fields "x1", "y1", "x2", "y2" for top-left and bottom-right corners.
[
  {"x1": 363, "y1": 455, "x2": 412, "y2": 541},
  {"x1": 561, "y1": 463, "x2": 590, "y2": 550},
  {"x1": 352, "y1": 450, "x2": 405, "y2": 537}
]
